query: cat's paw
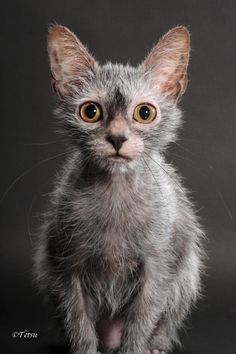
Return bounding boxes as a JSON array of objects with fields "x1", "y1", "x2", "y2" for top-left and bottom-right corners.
[{"x1": 146, "y1": 350, "x2": 166, "y2": 354}]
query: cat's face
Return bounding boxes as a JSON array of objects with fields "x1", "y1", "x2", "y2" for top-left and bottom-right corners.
[
  {"x1": 59, "y1": 64, "x2": 166, "y2": 171},
  {"x1": 48, "y1": 25, "x2": 190, "y2": 172}
]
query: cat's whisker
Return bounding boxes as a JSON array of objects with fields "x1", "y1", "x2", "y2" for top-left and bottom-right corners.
[
  {"x1": 141, "y1": 156, "x2": 159, "y2": 187},
  {"x1": 0, "y1": 149, "x2": 76, "y2": 204},
  {"x1": 19, "y1": 138, "x2": 68, "y2": 146},
  {"x1": 143, "y1": 151, "x2": 184, "y2": 193},
  {"x1": 141, "y1": 156, "x2": 173, "y2": 226},
  {"x1": 145, "y1": 148, "x2": 234, "y2": 224},
  {"x1": 171, "y1": 141, "x2": 196, "y2": 155}
]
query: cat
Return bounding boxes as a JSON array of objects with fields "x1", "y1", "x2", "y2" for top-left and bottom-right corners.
[{"x1": 34, "y1": 25, "x2": 204, "y2": 354}]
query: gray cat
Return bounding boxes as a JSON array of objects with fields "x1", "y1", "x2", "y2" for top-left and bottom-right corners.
[{"x1": 34, "y1": 25, "x2": 204, "y2": 354}]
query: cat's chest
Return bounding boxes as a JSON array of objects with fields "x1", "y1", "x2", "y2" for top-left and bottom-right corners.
[
  {"x1": 80, "y1": 248, "x2": 142, "y2": 311},
  {"x1": 72, "y1": 174, "x2": 156, "y2": 236}
]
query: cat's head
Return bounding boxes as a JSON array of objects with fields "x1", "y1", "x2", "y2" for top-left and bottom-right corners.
[{"x1": 48, "y1": 25, "x2": 190, "y2": 172}]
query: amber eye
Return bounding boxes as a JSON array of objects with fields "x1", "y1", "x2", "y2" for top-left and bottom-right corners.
[
  {"x1": 133, "y1": 103, "x2": 157, "y2": 124},
  {"x1": 79, "y1": 102, "x2": 102, "y2": 123}
]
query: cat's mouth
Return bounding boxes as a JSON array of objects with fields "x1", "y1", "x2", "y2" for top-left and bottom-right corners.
[{"x1": 108, "y1": 154, "x2": 131, "y2": 163}]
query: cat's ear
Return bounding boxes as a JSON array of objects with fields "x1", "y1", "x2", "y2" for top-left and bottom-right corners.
[
  {"x1": 141, "y1": 26, "x2": 190, "y2": 101},
  {"x1": 47, "y1": 25, "x2": 97, "y2": 99}
]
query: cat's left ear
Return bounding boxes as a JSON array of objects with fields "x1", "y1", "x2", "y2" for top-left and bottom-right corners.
[
  {"x1": 47, "y1": 25, "x2": 97, "y2": 99},
  {"x1": 141, "y1": 26, "x2": 190, "y2": 101}
]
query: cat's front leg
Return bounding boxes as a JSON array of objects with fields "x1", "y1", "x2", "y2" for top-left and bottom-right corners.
[
  {"x1": 56, "y1": 275, "x2": 98, "y2": 354},
  {"x1": 116, "y1": 261, "x2": 166, "y2": 354}
]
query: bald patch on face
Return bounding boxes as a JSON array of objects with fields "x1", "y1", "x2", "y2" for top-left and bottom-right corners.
[{"x1": 106, "y1": 115, "x2": 130, "y2": 137}]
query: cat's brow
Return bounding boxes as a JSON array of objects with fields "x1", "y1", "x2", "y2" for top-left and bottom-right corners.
[{"x1": 106, "y1": 87, "x2": 127, "y2": 119}]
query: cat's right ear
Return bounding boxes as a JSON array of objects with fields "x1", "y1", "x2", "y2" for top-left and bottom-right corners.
[{"x1": 47, "y1": 25, "x2": 97, "y2": 99}]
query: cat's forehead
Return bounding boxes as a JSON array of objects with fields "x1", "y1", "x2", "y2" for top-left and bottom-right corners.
[
  {"x1": 93, "y1": 63, "x2": 152, "y2": 113},
  {"x1": 97, "y1": 63, "x2": 139, "y2": 86}
]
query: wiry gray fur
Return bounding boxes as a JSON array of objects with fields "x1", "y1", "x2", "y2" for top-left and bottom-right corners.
[{"x1": 34, "y1": 26, "x2": 204, "y2": 354}]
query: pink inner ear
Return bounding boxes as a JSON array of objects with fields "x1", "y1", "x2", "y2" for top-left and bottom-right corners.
[
  {"x1": 47, "y1": 25, "x2": 96, "y2": 98},
  {"x1": 142, "y1": 27, "x2": 190, "y2": 99},
  {"x1": 49, "y1": 48, "x2": 71, "y2": 97}
]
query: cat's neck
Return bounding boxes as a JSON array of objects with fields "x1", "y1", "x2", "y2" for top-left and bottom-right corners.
[
  {"x1": 76, "y1": 158, "x2": 141, "y2": 189},
  {"x1": 68, "y1": 150, "x2": 165, "y2": 193}
]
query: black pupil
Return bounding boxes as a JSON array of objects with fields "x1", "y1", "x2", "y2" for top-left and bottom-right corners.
[
  {"x1": 85, "y1": 104, "x2": 97, "y2": 119},
  {"x1": 139, "y1": 105, "x2": 150, "y2": 120}
]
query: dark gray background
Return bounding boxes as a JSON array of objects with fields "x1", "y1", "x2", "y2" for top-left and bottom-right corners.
[{"x1": 1, "y1": 1, "x2": 236, "y2": 353}]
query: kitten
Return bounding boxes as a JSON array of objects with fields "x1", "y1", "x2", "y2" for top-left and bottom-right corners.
[{"x1": 34, "y1": 25, "x2": 204, "y2": 354}]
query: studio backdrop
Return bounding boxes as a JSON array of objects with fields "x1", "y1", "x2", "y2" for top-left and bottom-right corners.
[{"x1": 1, "y1": 1, "x2": 236, "y2": 354}]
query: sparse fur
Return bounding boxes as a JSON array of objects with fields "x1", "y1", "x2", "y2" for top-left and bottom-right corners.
[{"x1": 34, "y1": 25, "x2": 204, "y2": 354}]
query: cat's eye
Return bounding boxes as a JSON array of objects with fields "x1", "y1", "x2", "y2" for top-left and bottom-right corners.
[
  {"x1": 79, "y1": 102, "x2": 102, "y2": 123},
  {"x1": 133, "y1": 103, "x2": 157, "y2": 124}
]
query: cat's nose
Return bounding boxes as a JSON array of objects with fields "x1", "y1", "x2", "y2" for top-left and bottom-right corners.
[{"x1": 106, "y1": 135, "x2": 128, "y2": 152}]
